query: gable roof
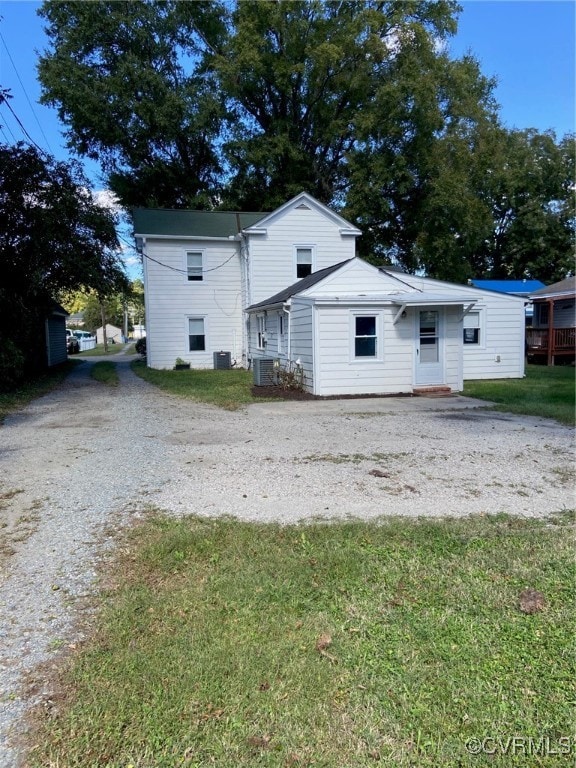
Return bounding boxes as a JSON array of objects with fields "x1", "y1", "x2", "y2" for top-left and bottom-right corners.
[
  {"x1": 471, "y1": 279, "x2": 545, "y2": 296},
  {"x1": 247, "y1": 260, "x2": 352, "y2": 310},
  {"x1": 132, "y1": 208, "x2": 266, "y2": 239},
  {"x1": 530, "y1": 276, "x2": 575, "y2": 299},
  {"x1": 242, "y1": 192, "x2": 361, "y2": 236}
]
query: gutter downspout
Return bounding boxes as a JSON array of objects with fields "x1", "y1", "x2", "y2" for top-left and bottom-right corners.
[
  {"x1": 282, "y1": 300, "x2": 292, "y2": 361},
  {"x1": 236, "y1": 219, "x2": 250, "y2": 367}
]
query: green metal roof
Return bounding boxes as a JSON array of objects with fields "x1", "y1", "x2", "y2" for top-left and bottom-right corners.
[{"x1": 132, "y1": 208, "x2": 267, "y2": 239}]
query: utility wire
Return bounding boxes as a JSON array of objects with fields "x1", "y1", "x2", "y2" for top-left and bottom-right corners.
[
  {"x1": 0, "y1": 94, "x2": 47, "y2": 154},
  {"x1": 141, "y1": 250, "x2": 238, "y2": 275},
  {"x1": 0, "y1": 31, "x2": 53, "y2": 153},
  {"x1": 0, "y1": 118, "x2": 16, "y2": 143}
]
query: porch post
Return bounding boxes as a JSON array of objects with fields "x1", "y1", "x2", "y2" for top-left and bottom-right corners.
[{"x1": 547, "y1": 298, "x2": 555, "y2": 366}]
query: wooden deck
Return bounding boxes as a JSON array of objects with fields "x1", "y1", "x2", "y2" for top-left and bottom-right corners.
[{"x1": 526, "y1": 327, "x2": 576, "y2": 363}]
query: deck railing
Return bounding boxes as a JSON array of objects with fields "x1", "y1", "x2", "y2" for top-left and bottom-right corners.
[{"x1": 526, "y1": 327, "x2": 576, "y2": 353}]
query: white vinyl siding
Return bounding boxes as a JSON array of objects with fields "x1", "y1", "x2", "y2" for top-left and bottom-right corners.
[
  {"x1": 248, "y1": 203, "x2": 357, "y2": 306},
  {"x1": 143, "y1": 238, "x2": 242, "y2": 369}
]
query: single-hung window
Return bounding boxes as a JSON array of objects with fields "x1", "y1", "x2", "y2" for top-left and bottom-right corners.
[
  {"x1": 188, "y1": 318, "x2": 206, "y2": 351},
  {"x1": 355, "y1": 316, "x2": 377, "y2": 357},
  {"x1": 257, "y1": 315, "x2": 266, "y2": 349},
  {"x1": 296, "y1": 248, "x2": 313, "y2": 278},
  {"x1": 463, "y1": 311, "x2": 480, "y2": 344},
  {"x1": 186, "y1": 251, "x2": 203, "y2": 281}
]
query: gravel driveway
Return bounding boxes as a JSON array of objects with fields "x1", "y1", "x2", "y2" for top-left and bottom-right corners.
[{"x1": 0, "y1": 353, "x2": 573, "y2": 765}]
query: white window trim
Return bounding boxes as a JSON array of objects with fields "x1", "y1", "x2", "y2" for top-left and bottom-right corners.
[
  {"x1": 462, "y1": 307, "x2": 486, "y2": 349},
  {"x1": 256, "y1": 313, "x2": 267, "y2": 350},
  {"x1": 186, "y1": 315, "x2": 207, "y2": 353},
  {"x1": 294, "y1": 244, "x2": 315, "y2": 280},
  {"x1": 184, "y1": 249, "x2": 204, "y2": 281},
  {"x1": 350, "y1": 311, "x2": 382, "y2": 362}
]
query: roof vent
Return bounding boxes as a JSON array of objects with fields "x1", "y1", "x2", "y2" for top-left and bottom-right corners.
[{"x1": 296, "y1": 203, "x2": 311, "y2": 210}]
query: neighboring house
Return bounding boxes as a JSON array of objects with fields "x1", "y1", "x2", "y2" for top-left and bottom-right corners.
[
  {"x1": 526, "y1": 276, "x2": 576, "y2": 365},
  {"x1": 45, "y1": 300, "x2": 68, "y2": 367},
  {"x1": 470, "y1": 279, "x2": 545, "y2": 325},
  {"x1": 96, "y1": 324, "x2": 123, "y2": 345},
  {"x1": 134, "y1": 192, "x2": 526, "y2": 395}
]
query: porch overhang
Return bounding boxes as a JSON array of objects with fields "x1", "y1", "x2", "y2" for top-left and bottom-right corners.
[{"x1": 390, "y1": 294, "x2": 479, "y2": 325}]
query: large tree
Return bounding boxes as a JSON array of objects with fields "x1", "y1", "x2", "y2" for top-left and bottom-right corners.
[
  {"x1": 38, "y1": 0, "x2": 463, "y2": 210},
  {"x1": 0, "y1": 141, "x2": 128, "y2": 384},
  {"x1": 37, "y1": 0, "x2": 574, "y2": 280}
]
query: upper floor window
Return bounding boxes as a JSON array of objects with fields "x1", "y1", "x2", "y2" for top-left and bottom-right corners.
[
  {"x1": 296, "y1": 247, "x2": 313, "y2": 279},
  {"x1": 186, "y1": 251, "x2": 203, "y2": 281}
]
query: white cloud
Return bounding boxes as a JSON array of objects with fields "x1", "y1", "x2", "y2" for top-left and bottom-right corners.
[{"x1": 92, "y1": 188, "x2": 121, "y2": 213}]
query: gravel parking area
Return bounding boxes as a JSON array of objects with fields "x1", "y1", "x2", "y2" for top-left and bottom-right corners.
[{"x1": 0, "y1": 355, "x2": 573, "y2": 766}]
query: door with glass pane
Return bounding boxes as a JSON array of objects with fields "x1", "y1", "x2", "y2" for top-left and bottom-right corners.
[{"x1": 415, "y1": 310, "x2": 444, "y2": 385}]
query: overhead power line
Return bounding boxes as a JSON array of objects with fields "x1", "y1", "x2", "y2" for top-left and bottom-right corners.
[{"x1": 0, "y1": 31, "x2": 53, "y2": 153}]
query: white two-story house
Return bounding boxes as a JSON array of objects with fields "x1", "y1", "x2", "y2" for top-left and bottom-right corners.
[{"x1": 133, "y1": 192, "x2": 526, "y2": 395}]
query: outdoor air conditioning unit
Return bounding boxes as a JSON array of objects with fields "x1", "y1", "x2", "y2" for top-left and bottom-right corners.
[
  {"x1": 213, "y1": 351, "x2": 232, "y2": 370},
  {"x1": 253, "y1": 357, "x2": 276, "y2": 386}
]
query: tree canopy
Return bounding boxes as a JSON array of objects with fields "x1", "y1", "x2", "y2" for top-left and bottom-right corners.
[
  {"x1": 0, "y1": 141, "x2": 128, "y2": 383},
  {"x1": 37, "y1": 0, "x2": 574, "y2": 281}
]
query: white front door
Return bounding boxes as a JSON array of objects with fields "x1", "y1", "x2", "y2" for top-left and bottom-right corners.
[{"x1": 415, "y1": 309, "x2": 444, "y2": 385}]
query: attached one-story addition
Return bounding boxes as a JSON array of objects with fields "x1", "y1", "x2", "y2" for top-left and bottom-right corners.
[
  {"x1": 247, "y1": 258, "x2": 526, "y2": 396},
  {"x1": 133, "y1": 191, "x2": 526, "y2": 396}
]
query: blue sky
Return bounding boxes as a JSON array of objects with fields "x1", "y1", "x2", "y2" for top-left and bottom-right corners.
[{"x1": 1, "y1": 0, "x2": 574, "y2": 181}]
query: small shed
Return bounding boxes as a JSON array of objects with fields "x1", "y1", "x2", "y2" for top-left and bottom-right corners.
[
  {"x1": 526, "y1": 276, "x2": 575, "y2": 364},
  {"x1": 96, "y1": 324, "x2": 124, "y2": 345},
  {"x1": 45, "y1": 300, "x2": 68, "y2": 367}
]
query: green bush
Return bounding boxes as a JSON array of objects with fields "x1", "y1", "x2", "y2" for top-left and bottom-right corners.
[
  {"x1": 135, "y1": 337, "x2": 146, "y2": 356},
  {"x1": 0, "y1": 339, "x2": 25, "y2": 391}
]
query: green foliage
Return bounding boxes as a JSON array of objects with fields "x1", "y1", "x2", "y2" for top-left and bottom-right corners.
[
  {"x1": 37, "y1": 2, "x2": 574, "y2": 280},
  {"x1": 134, "y1": 337, "x2": 146, "y2": 356},
  {"x1": 29, "y1": 514, "x2": 575, "y2": 767},
  {"x1": 0, "y1": 142, "x2": 128, "y2": 379},
  {"x1": 0, "y1": 339, "x2": 25, "y2": 392}
]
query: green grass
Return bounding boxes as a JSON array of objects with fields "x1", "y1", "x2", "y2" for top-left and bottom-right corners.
[
  {"x1": 131, "y1": 359, "x2": 277, "y2": 409},
  {"x1": 91, "y1": 361, "x2": 119, "y2": 386},
  {"x1": 0, "y1": 361, "x2": 80, "y2": 424},
  {"x1": 77, "y1": 343, "x2": 131, "y2": 357},
  {"x1": 29, "y1": 512, "x2": 575, "y2": 768},
  {"x1": 463, "y1": 365, "x2": 575, "y2": 425}
]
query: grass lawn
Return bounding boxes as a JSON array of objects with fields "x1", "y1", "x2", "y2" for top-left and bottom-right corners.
[
  {"x1": 90, "y1": 361, "x2": 119, "y2": 386},
  {"x1": 77, "y1": 343, "x2": 132, "y2": 357},
  {"x1": 131, "y1": 359, "x2": 277, "y2": 409},
  {"x1": 463, "y1": 365, "x2": 575, "y2": 426},
  {"x1": 30, "y1": 512, "x2": 575, "y2": 767},
  {"x1": 0, "y1": 361, "x2": 80, "y2": 424}
]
